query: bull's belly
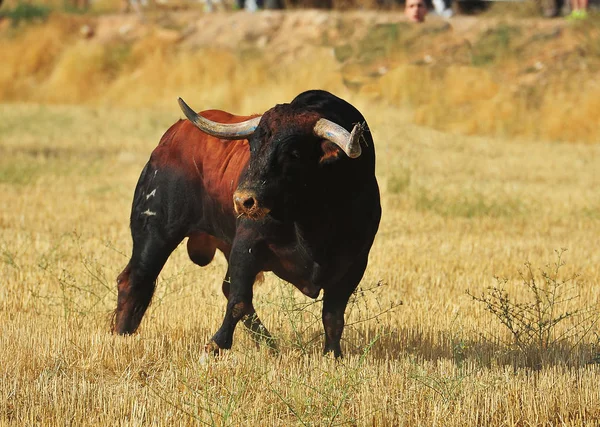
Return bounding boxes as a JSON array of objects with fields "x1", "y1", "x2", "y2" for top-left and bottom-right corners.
[
  {"x1": 290, "y1": 278, "x2": 321, "y2": 299},
  {"x1": 270, "y1": 262, "x2": 324, "y2": 299},
  {"x1": 265, "y1": 242, "x2": 355, "y2": 299}
]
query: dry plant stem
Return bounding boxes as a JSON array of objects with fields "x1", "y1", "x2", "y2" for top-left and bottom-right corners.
[{"x1": 468, "y1": 250, "x2": 599, "y2": 369}]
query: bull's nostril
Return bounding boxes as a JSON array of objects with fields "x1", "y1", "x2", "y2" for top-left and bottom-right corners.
[{"x1": 243, "y1": 197, "x2": 255, "y2": 209}]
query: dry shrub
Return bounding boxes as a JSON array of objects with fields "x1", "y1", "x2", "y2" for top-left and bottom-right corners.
[
  {"x1": 376, "y1": 65, "x2": 434, "y2": 107},
  {"x1": 89, "y1": 0, "x2": 126, "y2": 13},
  {"x1": 2, "y1": 12, "x2": 600, "y2": 143},
  {"x1": 239, "y1": 48, "x2": 348, "y2": 112},
  {"x1": 539, "y1": 81, "x2": 600, "y2": 143},
  {"x1": 0, "y1": 16, "x2": 82, "y2": 100},
  {"x1": 377, "y1": 63, "x2": 600, "y2": 142},
  {"x1": 378, "y1": 65, "x2": 510, "y2": 136},
  {"x1": 482, "y1": 0, "x2": 541, "y2": 18},
  {"x1": 102, "y1": 45, "x2": 260, "y2": 110},
  {"x1": 40, "y1": 42, "x2": 110, "y2": 104},
  {"x1": 101, "y1": 39, "x2": 345, "y2": 113},
  {"x1": 442, "y1": 66, "x2": 499, "y2": 105},
  {"x1": 331, "y1": 0, "x2": 381, "y2": 10}
]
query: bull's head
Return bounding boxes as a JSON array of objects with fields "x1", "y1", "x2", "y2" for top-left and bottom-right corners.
[{"x1": 178, "y1": 97, "x2": 365, "y2": 221}]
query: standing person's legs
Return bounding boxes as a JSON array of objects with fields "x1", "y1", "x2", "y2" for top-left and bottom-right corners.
[{"x1": 568, "y1": 0, "x2": 588, "y2": 18}]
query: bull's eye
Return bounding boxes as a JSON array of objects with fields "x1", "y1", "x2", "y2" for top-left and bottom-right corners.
[{"x1": 290, "y1": 150, "x2": 301, "y2": 160}]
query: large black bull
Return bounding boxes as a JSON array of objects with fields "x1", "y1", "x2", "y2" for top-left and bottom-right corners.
[{"x1": 113, "y1": 90, "x2": 381, "y2": 357}]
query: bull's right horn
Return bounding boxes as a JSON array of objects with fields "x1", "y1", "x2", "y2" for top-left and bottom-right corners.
[
  {"x1": 178, "y1": 97, "x2": 261, "y2": 140},
  {"x1": 313, "y1": 119, "x2": 364, "y2": 158}
]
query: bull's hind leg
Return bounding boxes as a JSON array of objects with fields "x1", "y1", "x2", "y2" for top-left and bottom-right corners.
[
  {"x1": 113, "y1": 233, "x2": 180, "y2": 334},
  {"x1": 114, "y1": 164, "x2": 185, "y2": 334}
]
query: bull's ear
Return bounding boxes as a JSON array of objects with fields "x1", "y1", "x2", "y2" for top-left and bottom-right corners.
[{"x1": 319, "y1": 140, "x2": 342, "y2": 165}]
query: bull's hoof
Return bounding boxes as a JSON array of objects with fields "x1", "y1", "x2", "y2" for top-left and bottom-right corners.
[
  {"x1": 112, "y1": 317, "x2": 137, "y2": 335},
  {"x1": 204, "y1": 340, "x2": 222, "y2": 355}
]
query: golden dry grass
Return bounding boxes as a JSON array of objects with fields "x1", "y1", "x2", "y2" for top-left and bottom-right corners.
[
  {"x1": 2, "y1": 96, "x2": 600, "y2": 424},
  {"x1": 2, "y1": 11, "x2": 600, "y2": 426}
]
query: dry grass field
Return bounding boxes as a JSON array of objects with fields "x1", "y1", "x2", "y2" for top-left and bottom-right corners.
[{"x1": 2, "y1": 9, "x2": 600, "y2": 426}]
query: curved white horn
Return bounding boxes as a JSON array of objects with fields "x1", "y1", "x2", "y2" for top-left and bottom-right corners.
[
  {"x1": 313, "y1": 118, "x2": 364, "y2": 158},
  {"x1": 178, "y1": 97, "x2": 261, "y2": 140}
]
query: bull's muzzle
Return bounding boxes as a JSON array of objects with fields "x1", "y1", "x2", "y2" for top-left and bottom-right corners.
[{"x1": 233, "y1": 189, "x2": 270, "y2": 220}]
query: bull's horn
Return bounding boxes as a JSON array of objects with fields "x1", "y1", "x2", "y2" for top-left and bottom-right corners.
[
  {"x1": 313, "y1": 118, "x2": 364, "y2": 158},
  {"x1": 178, "y1": 97, "x2": 261, "y2": 140}
]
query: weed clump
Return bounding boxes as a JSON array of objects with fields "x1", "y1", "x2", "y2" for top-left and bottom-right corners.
[{"x1": 469, "y1": 249, "x2": 599, "y2": 370}]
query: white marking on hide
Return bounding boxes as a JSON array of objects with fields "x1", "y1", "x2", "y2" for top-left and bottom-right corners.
[
  {"x1": 142, "y1": 209, "x2": 157, "y2": 217},
  {"x1": 192, "y1": 157, "x2": 201, "y2": 177},
  {"x1": 146, "y1": 188, "x2": 157, "y2": 200}
]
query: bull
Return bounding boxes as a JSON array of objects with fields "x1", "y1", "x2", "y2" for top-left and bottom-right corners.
[{"x1": 113, "y1": 90, "x2": 381, "y2": 357}]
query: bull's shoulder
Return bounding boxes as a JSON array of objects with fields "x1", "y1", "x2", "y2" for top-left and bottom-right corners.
[{"x1": 148, "y1": 115, "x2": 252, "y2": 194}]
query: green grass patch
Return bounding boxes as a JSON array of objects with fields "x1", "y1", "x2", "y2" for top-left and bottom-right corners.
[
  {"x1": 356, "y1": 23, "x2": 410, "y2": 63},
  {"x1": 333, "y1": 44, "x2": 354, "y2": 63},
  {"x1": 471, "y1": 24, "x2": 521, "y2": 66},
  {"x1": 0, "y1": 105, "x2": 75, "y2": 139},
  {"x1": 0, "y1": 159, "x2": 41, "y2": 185},
  {"x1": 2, "y1": 2, "x2": 52, "y2": 26},
  {"x1": 413, "y1": 188, "x2": 525, "y2": 218},
  {"x1": 101, "y1": 42, "x2": 134, "y2": 80},
  {"x1": 388, "y1": 169, "x2": 411, "y2": 195},
  {"x1": 0, "y1": 150, "x2": 105, "y2": 185}
]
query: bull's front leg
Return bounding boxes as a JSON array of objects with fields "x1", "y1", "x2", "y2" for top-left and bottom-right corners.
[
  {"x1": 206, "y1": 239, "x2": 263, "y2": 353},
  {"x1": 221, "y1": 272, "x2": 277, "y2": 351}
]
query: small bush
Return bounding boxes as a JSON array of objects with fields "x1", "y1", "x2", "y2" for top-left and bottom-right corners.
[{"x1": 468, "y1": 250, "x2": 599, "y2": 369}]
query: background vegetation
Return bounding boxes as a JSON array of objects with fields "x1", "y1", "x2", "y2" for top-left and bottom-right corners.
[
  {"x1": 1, "y1": 6, "x2": 600, "y2": 425},
  {"x1": 1, "y1": 8, "x2": 600, "y2": 142}
]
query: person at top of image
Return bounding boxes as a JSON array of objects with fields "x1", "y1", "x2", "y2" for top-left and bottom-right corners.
[{"x1": 405, "y1": 0, "x2": 428, "y2": 23}]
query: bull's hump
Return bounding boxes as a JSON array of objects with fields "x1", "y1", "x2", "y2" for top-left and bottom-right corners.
[{"x1": 200, "y1": 109, "x2": 260, "y2": 126}]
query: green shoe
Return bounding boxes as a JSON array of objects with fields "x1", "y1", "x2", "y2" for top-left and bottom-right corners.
[{"x1": 566, "y1": 9, "x2": 588, "y2": 20}]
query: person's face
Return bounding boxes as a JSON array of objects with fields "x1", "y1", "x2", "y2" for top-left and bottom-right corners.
[{"x1": 405, "y1": 0, "x2": 427, "y2": 22}]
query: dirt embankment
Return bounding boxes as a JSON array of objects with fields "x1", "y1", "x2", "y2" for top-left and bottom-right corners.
[
  {"x1": 1, "y1": 10, "x2": 599, "y2": 141},
  {"x1": 83, "y1": 10, "x2": 595, "y2": 83}
]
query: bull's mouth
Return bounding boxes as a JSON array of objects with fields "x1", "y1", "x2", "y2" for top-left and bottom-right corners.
[{"x1": 236, "y1": 206, "x2": 271, "y2": 221}]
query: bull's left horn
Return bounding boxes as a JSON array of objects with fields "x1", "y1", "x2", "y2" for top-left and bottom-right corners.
[
  {"x1": 313, "y1": 119, "x2": 364, "y2": 158},
  {"x1": 178, "y1": 97, "x2": 261, "y2": 140}
]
